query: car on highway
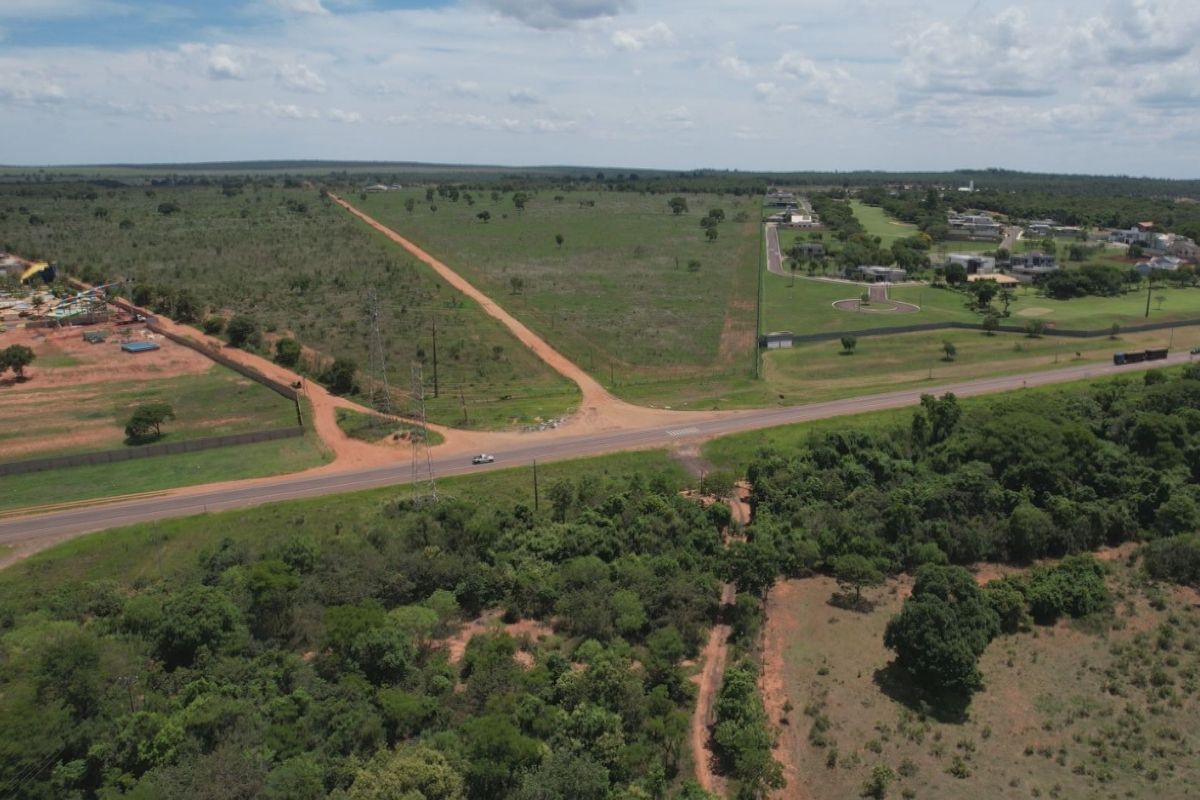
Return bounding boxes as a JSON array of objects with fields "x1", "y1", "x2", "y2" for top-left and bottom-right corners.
[
  {"x1": 1191, "y1": 346, "x2": 1200, "y2": 355},
  {"x1": 471, "y1": 454, "x2": 496, "y2": 465}
]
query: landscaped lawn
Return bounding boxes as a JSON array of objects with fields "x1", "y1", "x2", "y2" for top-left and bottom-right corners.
[{"x1": 850, "y1": 200, "x2": 918, "y2": 247}]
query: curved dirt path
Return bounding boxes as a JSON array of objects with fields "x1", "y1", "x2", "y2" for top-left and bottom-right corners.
[
  {"x1": 688, "y1": 483, "x2": 753, "y2": 796},
  {"x1": 329, "y1": 194, "x2": 612, "y2": 412}
]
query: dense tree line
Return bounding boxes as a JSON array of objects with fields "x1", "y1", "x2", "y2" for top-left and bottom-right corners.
[
  {"x1": 735, "y1": 369, "x2": 1200, "y2": 590},
  {"x1": 0, "y1": 473, "x2": 732, "y2": 799}
]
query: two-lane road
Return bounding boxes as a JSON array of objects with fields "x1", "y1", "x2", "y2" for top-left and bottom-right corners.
[{"x1": 2, "y1": 351, "x2": 1190, "y2": 547}]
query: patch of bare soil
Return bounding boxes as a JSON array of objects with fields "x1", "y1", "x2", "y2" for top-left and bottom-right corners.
[
  {"x1": 760, "y1": 581, "x2": 804, "y2": 798},
  {"x1": 440, "y1": 610, "x2": 554, "y2": 665}
]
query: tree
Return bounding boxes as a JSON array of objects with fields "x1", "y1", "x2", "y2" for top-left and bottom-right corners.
[
  {"x1": 944, "y1": 263, "x2": 967, "y2": 285},
  {"x1": 124, "y1": 402, "x2": 175, "y2": 441},
  {"x1": 512, "y1": 192, "x2": 528, "y2": 212},
  {"x1": 477, "y1": 210, "x2": 491, "y2": 223},
  {"x1": 324, "y1": 357, "x2": 357, "y2": 395},
  {"x1": 883, "y1": 565, "x2": 1000, "y2": 694},
  {"x1": 982, "y1": 312, "x2": 1000, "y2": 336},
  {"x1": 687, "y1": 259, "x2": 701, "y2": 273},
  {"x1": 2, "y1": 344, "x2": 35, "y2": 378},
  {"x1": 155, "y1": 585, "x2": 240, "y2": 669},
  {"x1": 705, "y1": 226, "x2": 719, "y2": 243},
  {"x1": 226, "y1": 315, "x2": 261, "y2": 349},
  {"x1": 1025, "y1": 319, "x2": 1045, "y2": 338},
  {"x1": 941, "y1": 341, "x2": 956, "y2": 361},
  {"x1": 202, "y1": 316, "x2": 225, "y2": 335},
  {"x1": 668, "y1": 196, "x2": 688, "y2": 215},
  {"x1": 831, "y1": 554, "x2": 884, "y2": 609},
  {"x1": 404, "y1": 197, "x2": 416, "y2": 213},
  {"x1": 862, "y1": 763, "x2": 895, "y2": 799},
  {"x1": 841, "y1": 335, "x2": 857, "y2": 354},
  {"x1": 1110, "y1": 322, "x2": 1121, "y2": 340},
  {"x1": 348, "y1": 745, "x2": 465, "y2": 800},
  {"x1": 274, "y1": 337, "x2": 302, "y2": 367},
  {"x1": 509, "y1": 276, "x2": 525, "y2": 294},
  {"x1": 555, "y1": 233, "x2": 564, "y2": 248}
]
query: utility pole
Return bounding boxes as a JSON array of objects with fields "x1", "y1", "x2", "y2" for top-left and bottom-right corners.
[
  {"x1": 458, "y1": 384, "x2": 468, "y2": 425},
  {"x1": 1145, "y1": 275, "x2": 1153, "y2": 319},
  {"x1": 532, "y1": 459, "x2": 540, "y2": 512},
  {"x1": 756, "y1": 214, "x2": 765, "y2": 379},
  {"x1": 430, "y1": 314, "x2": 439, "y2": 398}
]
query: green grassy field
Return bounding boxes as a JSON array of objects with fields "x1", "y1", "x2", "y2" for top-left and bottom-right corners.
[
  {"x1": 334, "y1": 407, "x2": 445, "y2": 446},
  {"x1": 357, "y1": 189, "x2": 760, "y2": 385},
  {"x1": 767, "y1": 561, "x2": 1200, "y2": 800},
  {"x1": 0, "y1": 449, "x2": 686, "y2": 601},
  {"x1": 0, "y1": 363, "x2": 300, "y2": 462},
  {"x1": 850, "y1": 201, "x2": 918, "y2": 247},
  {"x1": 0, "y1": 184, "x2": 577, "y2": 429},
  {"x1": 765, "y1": 270, "x2": 1200, "y2": 336},
  {"x1": 0, "y1": 432, "x2": 329, "y2": 512}
]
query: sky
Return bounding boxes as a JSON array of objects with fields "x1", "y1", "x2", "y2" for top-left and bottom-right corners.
[{"x1": 1, "y1": 0, "x2": 1199, "y2": 176}]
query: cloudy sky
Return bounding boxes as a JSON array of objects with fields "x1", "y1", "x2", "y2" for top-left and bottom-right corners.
[{"x1": 1, "y1": 0, "x2": 1198, "y2": 175}]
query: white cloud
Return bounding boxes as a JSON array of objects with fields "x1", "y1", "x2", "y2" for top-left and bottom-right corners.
[
  {"x1": 263, "y1": 0, "x2": 329, "y2": 16},
  {"x1": 264, "y1": 100, "x2": 318, "y2": 119},
  {"x1": 753, "y1": 82, "x2": 779, "y2": 101},
  {"x1": 719, "y1": 55, "x2": 752, "y2": 79},
  {"x1": 529, "y1": 117, "x2": 576, "y2": 133},
  {"x1": 774, "y1": 51, "x2": 854, "y2": 105},
  {"x1": 509, "y1": 86, "x2": 541, "y2": 104},
  {"x1": 611, "y1": 21, "x2": 674, "y2": 52},
  {"x1": 192, "y1": 44, "x2": 250, "y2": 81},
  {"x1": 898, "y1": 9, "x2": 1056, "y2": 98},
  {"x1": 0, "y1": 73, "x2": 66, "y2": 105},
  {"x1": 660, "y1": 105, "x2": 693, "y2": 128},
  {"x1": 326, "y1": 107, "x2": 361, "y2": 123},
  {"x1": 278, "y1": 63, "x2": 327, "y2": 94},
  {"x1": 482, "y1": 0, "x2": 632, "y2": 30},
  {"x1": 450, "y1": 80, "x2": 480, "y2": 97},
  {"x1": 0, "y1": 0, "x2": 125, "y2": 19}
]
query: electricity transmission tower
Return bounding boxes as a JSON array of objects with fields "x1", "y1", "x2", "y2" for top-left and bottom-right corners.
[
  {"x1": 409, "y1": 364, "x2": 438, "y2": 504},
  {"x1": 367, "y1": 288, "x2": 393, "y2": 418}
]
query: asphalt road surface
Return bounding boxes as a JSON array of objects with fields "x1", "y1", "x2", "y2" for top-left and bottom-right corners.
[{"x1": 1, "y1": 351, "x2": 1190, "y2": 547}]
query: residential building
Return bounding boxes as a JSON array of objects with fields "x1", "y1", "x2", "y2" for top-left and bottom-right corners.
[
  {"x1": 947, "y1": 212, "x2": 1003, "y2": 239},
  {"x1": 946, "y1": 253, "x2": 995, "y2": 275},
  {"x1": 1008, "y1": 251, "x2": 1059, "y2": 282},
  {"x1": 1169, "y1": 238, "x2": 1200, "y2": 260},
  {"x1": 1137, "y1": 255, "x2": 1186, "y2": 276},
  {"x1": 854, "y1": 265, "x2": 907, "y2": 283},
  {"x1": 765, "y1": 190, "x2": 796, "y2": 207}
]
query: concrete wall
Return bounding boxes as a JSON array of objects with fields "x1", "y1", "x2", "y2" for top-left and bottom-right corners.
[
  {"x1": 0, "y1": 427, "x2": 305, "y2": 478},
  {"x1": 771, "y1": 317, "x2": 1200, "y2": 347}
]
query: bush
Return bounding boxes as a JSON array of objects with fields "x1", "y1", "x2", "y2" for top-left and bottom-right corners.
[
  {"x1": 202, "y1": 316, "x2": 225, "y2": 335},
  {"x1": 274, "y1": 337, "x2": 302, "y2": 367},
  {"x1": 226, "y1": 315, "x2": 261, "y2": 349},
  {"x1": 1025, "y1": 555, "x2": 1109, "y2": 625},
  {"x1": 1143, "y1": 535, "x2": 1200, "y2": 587}
]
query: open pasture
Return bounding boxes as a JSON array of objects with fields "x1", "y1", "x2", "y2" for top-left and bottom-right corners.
[{"x1": 358, "y1": 189, "x2": 760, "y2": 384}]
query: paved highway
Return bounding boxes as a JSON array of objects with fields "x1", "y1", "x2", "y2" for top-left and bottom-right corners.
[{"x1": 1, "y1": 351, "x2": 1190, "y2": 546}]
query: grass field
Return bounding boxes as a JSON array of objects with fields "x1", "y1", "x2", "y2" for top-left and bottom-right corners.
[
  {"x1": 765, "y1": 271, "x2": 1200, "y2": 336},
  {"x1": 0, "y1": 363, "x2": 300, "y2": 462},
  {"x1": 334, "y1": 407, "x2": 445, "y2": 446},
  {"x1": 0, "y1": 449, "x2": 686, "y2": 601},
  {"x1": 0, "y1": 184, "x2": 577, "y2": 429},
  {"x1": 766, "y1": 559, "x2": 1200, "y2": 800},
  {"x1": 0, "y1": 431, "x2": 329, "y2": 512},
  {"x1": 850, "y1": 201, "x2": 918, "y2": 247},
  {"x1": 357, "y1": 189, "x2": 760, "y2": 386}
]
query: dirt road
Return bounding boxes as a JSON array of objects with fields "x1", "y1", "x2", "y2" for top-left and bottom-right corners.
[{"x1": 688, "y1": 483, "x2": 753, "y2": 795}]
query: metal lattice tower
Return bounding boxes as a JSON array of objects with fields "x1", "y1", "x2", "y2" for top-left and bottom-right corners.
[
  {"x1": 409, "y1": 364, "x2": 438, "y2": 504},
  {"x1": 366, "y1": 288, "x2": 393, "y2": 416}
]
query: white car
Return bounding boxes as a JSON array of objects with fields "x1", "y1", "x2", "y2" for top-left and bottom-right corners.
[{"x1": 471, "y1": 454, "x2": 496, "y2": 465}]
